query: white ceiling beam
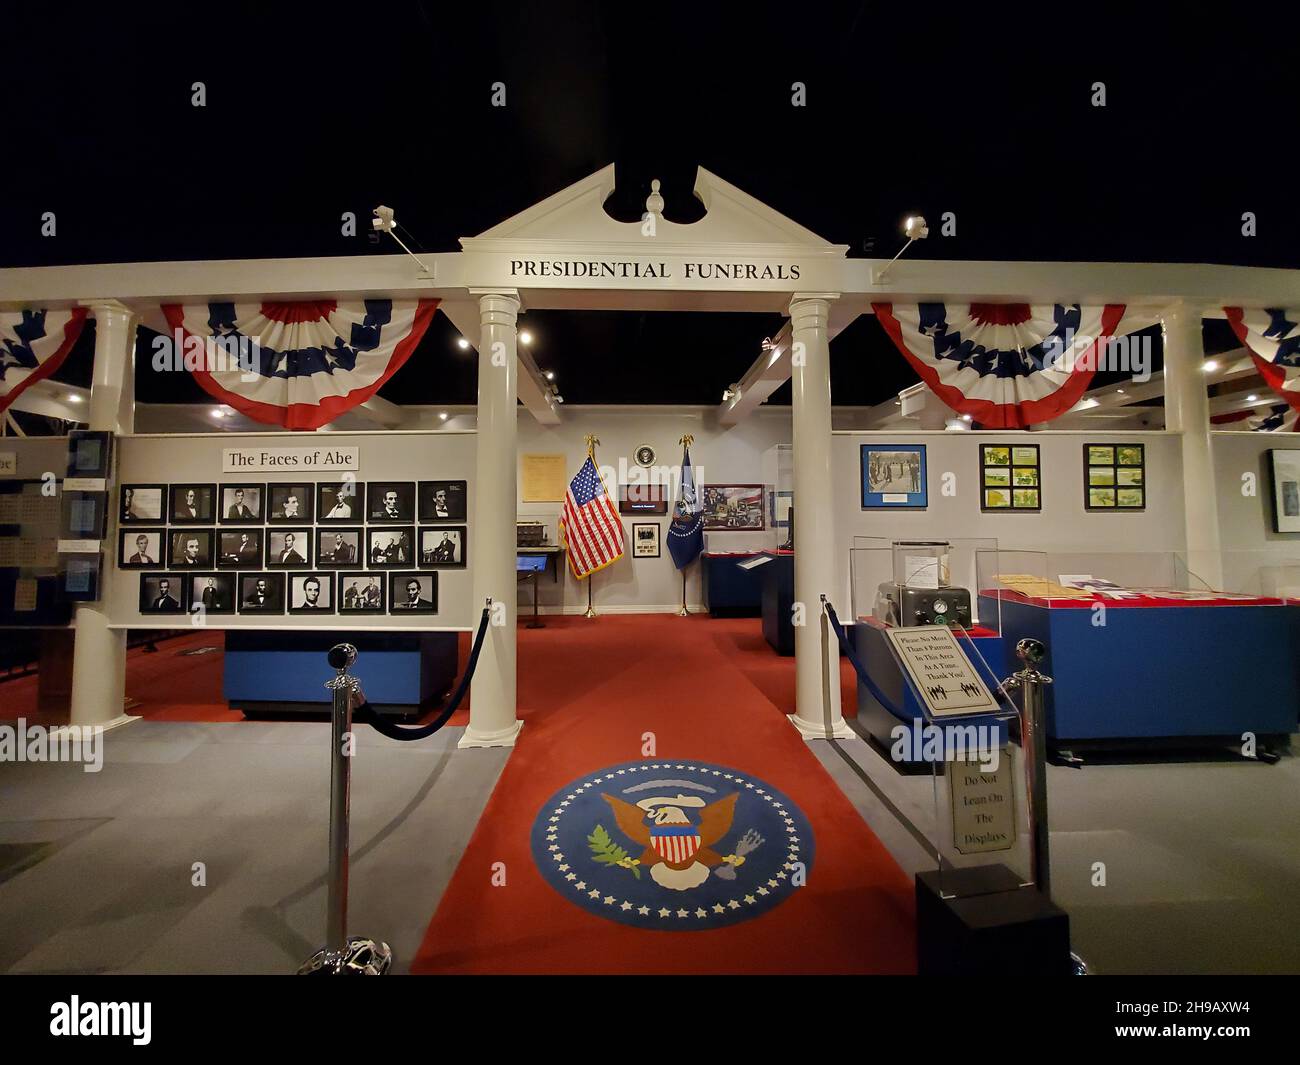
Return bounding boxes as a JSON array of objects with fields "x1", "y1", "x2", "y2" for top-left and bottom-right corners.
[
  {"x1": 6, "y1": 379, "x2": 91, "y2": 422},
  {"x1": 439, "y1": 297, "x2": 559, "y2": 424}
]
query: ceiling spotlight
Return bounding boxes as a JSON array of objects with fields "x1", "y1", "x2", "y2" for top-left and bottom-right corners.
[
  {"x1": 554, "y1": 394, "x2": 564, "y2": 404},
  {"x1": 370, "y1": 204, "x2": 432, "y2": 272},
  {"x1": 438, "y1": 411, "x2": 449, "y2": 421},
  {"x1": 456, "y1": 337, "x2": 470, "y2": 350},
  {"x1": 544, "y1": 370, "x2": 555, "y2": 381},
  {"x1": 66, "y1": 393, "x2": 83, "y2": 404},
  {"x1": 1203, "y1": 360, "x2": 1219, "y2": 373},
  {"x1": 1247, "y1": 394, "x2": 1259, "y2": 402},
  {"x1": 519, "y1": 330, "x2": 533, "y2": 345},
  {"x1": 1116, "y1": 388, "x2": 1126, "y2": 395},
  {"x1": 961, "y1": 414, "x2": 972, "y2": 422},
  {"x1": 211, "y1": 408, "x2": 227, "y2": 419}
]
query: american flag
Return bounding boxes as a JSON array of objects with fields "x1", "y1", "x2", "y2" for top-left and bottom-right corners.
[{"x1": 560, "y1": 456, "x2": 625, "y2": 578}]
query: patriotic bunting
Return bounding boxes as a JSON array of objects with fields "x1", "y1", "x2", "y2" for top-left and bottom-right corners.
[
  {"x1": 1223, "y1": 307, "x2": 1300, "y2": 422},
  {"x1": 161, "y1": 299, "x2": 438, "y2": 430},
  {"x1": 873, "y1": 302, "x2": 1127, "y2": 428},
  {"x1": 560, "y1": 452, "x2": 625, "y2": 579},
  {"x1": 1211, "y1": 403, "x2": 1299, "y2": 433},
  {"x1": 0, "y1": 307, "x2": 89, "y2": 415}
]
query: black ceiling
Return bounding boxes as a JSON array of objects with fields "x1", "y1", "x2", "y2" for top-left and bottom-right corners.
[{"x1": 6, "y1": 3, "x2": 1296, "y2": 409}]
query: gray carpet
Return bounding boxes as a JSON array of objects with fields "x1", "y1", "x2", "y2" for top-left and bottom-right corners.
[
  {"x1": 810, "y1": 734, "x2": 1300, "y2": 974},
  {"x1": 0, "y1": 721, "x2": 509, "y2": 974}
]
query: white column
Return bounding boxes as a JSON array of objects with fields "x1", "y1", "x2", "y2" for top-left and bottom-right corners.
[
  {"x1": 788, "y1": 295, "x2": 853, "y2": 740},
  {"x1": 70, "y1": 300, "x2": 136, "y2": 730},
  {"x1": 1162, "y1": 301, "x2": 1223, "y2": 589},
  {"x1": 460, "y1": 291, "x2": 523, "y2": 748}
]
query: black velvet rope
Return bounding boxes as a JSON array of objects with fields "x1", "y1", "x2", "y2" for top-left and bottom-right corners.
[
  {"x1": 355, "y1": 605, "x2": 493, "y2": 741},
  {"x1": 822, "y1": 601, "x2": 912, "y2": 723}
]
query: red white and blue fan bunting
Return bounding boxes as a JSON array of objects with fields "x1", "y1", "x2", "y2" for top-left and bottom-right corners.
[
  {"x1": 1211, "y1": 403, "x2": 1299, "y2": 433},
  {"x1": 0, "y1": 307, "x2": 89, "y2": 415},
  {"x1": 162, "y1": 299, "x2": 438, "y2": 430},
  {"x1": 873, "y1": 302, "x2": 1127, "y2": 428},
  {"x1": 1224, "y1": 307, "x2": 1300, "y2": 421}
]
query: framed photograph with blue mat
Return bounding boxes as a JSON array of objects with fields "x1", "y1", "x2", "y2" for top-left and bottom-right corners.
[{"x1": 861, "y1": 444, "x2": 927, "y2": 509}]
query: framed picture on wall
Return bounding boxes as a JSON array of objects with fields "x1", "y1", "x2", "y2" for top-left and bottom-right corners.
[
  {"x1": 238, "y1": 572, "x2": 284, "y2": 614},
  {"x1": 188, "y1": 573, "x2": 235, "y2": 615},
  {"x1": 170, "y1": 484, "x2": 216, "y2": 524},
  {"x1": 632, "y1": 522, "x2": 661, "y2": 558},
  {"x1": 266, "y1": 528, "x2": 312, "y2": 568},
  {"x1": 369, "y1": 482, "x2": 416, "y2": 523},
  {"x1": 219, "y1": 484, "x2": 264, "y2": 523},
  {"x1": 267, "y1": 484, "x2": 314, "y2": 523},
  {"x1": 1269, "y1": 449, "x2": 1300, "y2": 533},
  {"x1": 860, "y1": 444, "x2": 927, "y2": 509},
  {"x1": 701, "y1": 485, "x2": 766, "y2": 529},
  {"x1": 389, "y1": 572, "x2": 438, "y2": 613},
  {"x1": 120, "y1": 484, "x2": 166, "y2": 524},
  {"x1": 318, "y1": 481, "x2": 365, "y2": 522},
  {"x1": 168, "y1": 528, "x2": 215, "y2": 568},
  {"x1": 119, "y1": 529, "x2": 164, "y2": 569},
  {"x1": 339, "y1": 573, "x2": 385, "y2": 614},
  {"x1": 139, "y1": 573, "x2": 185, "y2": 615},
  {"x1": 981, "y1": 444, "x2": 1040, "y2": 511},
  {"x1": 367, "y1": 526, "x2": 414, "y2": 567},
  {"x1": 419, "y1": 525, "x2": 466, "y2": 567},
  {"x1": 1084, "y1": 443, "x2": 1146, "y2": 510},
  {"x1": 288, "y1": 572, "x2": 335, "y2": 614},
  {"x1": 218, "y1": 529, "x2": 263, "y2": 569},
  {"x1": 316, "y1": 527, "x2": 363, "y2": 567},
  {"x1": 418, "y1": 480, "x2": 467, "y2": 522}
]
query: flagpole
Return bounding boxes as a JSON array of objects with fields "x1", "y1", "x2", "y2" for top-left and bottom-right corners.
[
  {"x1": 676, "y1": 433, "x2": 695, "y2": 618},
  {"x1": 584, "y1": 434, "x2": 599, "y2": 620}
]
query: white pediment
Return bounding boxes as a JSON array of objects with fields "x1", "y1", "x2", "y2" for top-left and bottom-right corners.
[{"x1": 461, "y1": 164, "x2": 848, "y2": 258}]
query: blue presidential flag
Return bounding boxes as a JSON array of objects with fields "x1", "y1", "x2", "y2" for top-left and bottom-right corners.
[{"x1": 667, "y1": 444, "x2": 704, "y2": 569}]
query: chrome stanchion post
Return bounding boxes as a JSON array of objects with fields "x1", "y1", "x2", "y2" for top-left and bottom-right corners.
[
  {"x1": 298, "y1": 643, "x2": 393, "y2": 975},
  {"x1": 1003, "y1": 638, "x2": 1053, "y2": 897}
]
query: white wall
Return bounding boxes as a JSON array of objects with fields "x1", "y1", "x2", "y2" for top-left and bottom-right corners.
[
  {"x1": 830, "y1": 430, "x2": 1188, "y2": 612},
  {"x1": 107, "y1": 431, "x2": 477, "y2": 629},
  {"x1": 1212, "y1": 432, "x2": 1300, "y2": 593},
  {"x1": 517, "y1": 406, "x2": 791, "y2": 612}
]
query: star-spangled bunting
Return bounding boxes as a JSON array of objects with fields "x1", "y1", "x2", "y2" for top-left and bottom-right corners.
[
  {"x1": 0, "y1": 308, "x2": 89, "y2": 415},
  {"x1": 560, "y1": 455, "x2": 625, "y2": 578},
  {"x1": 873, "y1": 302, "x2": 1127, "y2": 428},
  {"x1": 162, "y1": 299, "x2": 438, "y2": 430},
  {"x1": 1224, "y1": 307, "x2": 1300, "y2": 425}
]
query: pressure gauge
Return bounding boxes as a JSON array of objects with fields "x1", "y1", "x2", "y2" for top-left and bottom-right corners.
[{"x1": 932, "y1": 598, "x2": 949, "y2": 615}]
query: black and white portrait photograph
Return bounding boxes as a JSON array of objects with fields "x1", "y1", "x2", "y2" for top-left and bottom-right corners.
[
  {"x1": 632, "y1": 522, "x2": 661, "y2": 558},
  {"x1": 367, "y1": 482, "x2": 415, "y2": 523},
  {"x1": 267, "y1": 484, "x2": 314, "y2": 523},
  {"x1": 188, "y1": 573, "x2": 235, "y2": 615},
  {"x1": 288, "y1": 572, "x2": 335, "y2": 614},
  {"x1": 389, "y1": 572, "x2": 437, "y2": 613},
  {"x1": 419, "y1": 525, "x2": 466, "y2": 567},
  {"x1": 120, "y1": 484, "x2": 165, "y2": 524},
  {"x1": 139, "y1": 573, "x2": 184, "y2": 614},
  {"x1": 119, "y1": 529, "x2": 163, "y2": 569},
  {"x1": 339, "y1": 574, "x2": 385, "y2": 614},
  {"x1": 368, "y1": 526, "x2": 413, "y2": 567},
  {"x1": 318, "y1": 481, "x2": 365, "y2": 522},
  {"x1": 316, "y1": 527, "x2": 362, "y2": 567},
  {"x1": 220, "y1": 484, "x2": 264, "y2": 524},
  {"x1": 238, "y1": 573, "x2": 284, "y2": 615},
  {"x1": 168, "y1": 528, "x2": 214, "y2": 568},
  {"x1": 217, "y1": 529, "x2": 264, "y2": 569},
  {"x1": 169, "y1": 484, "x2": 216, "y2": 524},
  {"x1": 419, "y1": 480, "x2": 467, "y2": 522},
  {"x1": 267, "y1": 529, "x2": 312, "y2": 568}
]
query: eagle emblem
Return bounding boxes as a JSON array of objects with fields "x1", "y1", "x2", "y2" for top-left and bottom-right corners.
[{"x1": 600, "y1": 788, "x2": 756, "y2": 891}]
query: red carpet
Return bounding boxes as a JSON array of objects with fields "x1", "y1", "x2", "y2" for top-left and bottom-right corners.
[{"x1": 411, "y1": 613, "x2": 915, "y2": 974}]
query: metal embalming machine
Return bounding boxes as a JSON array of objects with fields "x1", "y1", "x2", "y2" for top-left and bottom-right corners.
[{"x1": 872, "y1": 540, "x2": 973, "y2": 628}]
